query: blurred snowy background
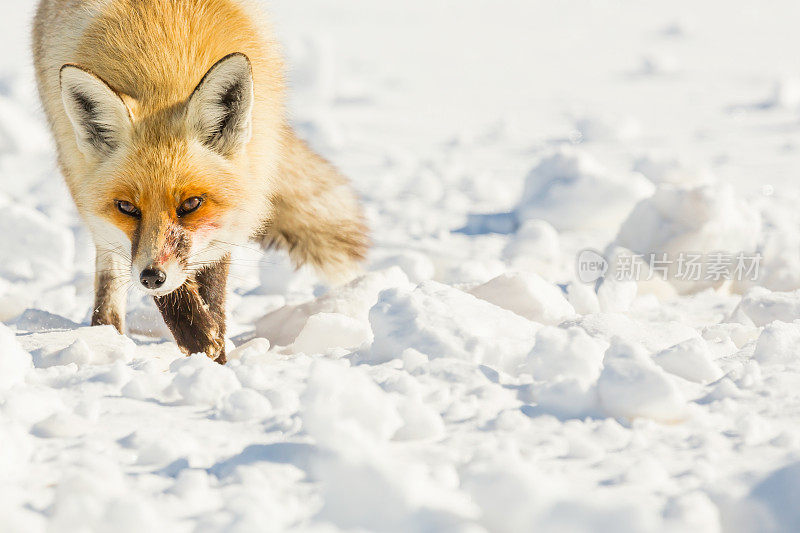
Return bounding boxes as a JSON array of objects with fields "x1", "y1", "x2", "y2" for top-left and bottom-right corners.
[{"x1": 3, "y1": 1, "x2": 800, "y2": 532}]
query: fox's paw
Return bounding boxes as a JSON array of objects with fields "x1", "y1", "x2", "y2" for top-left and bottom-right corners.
[{"x1": 154, "y1": 282, "x2": 228, "y2": 364}]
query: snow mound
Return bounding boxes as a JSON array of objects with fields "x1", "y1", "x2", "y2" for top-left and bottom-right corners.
[
  {"x1": 31, "y1": 411, "x2": 89, "y2": 438},
  {"x1": 18, "y1": 325, "x2": 135, "y2": 368},
  {"x1": 566, "y1": 282, "x2": 601, "y2": 315},
  {"x1": 310, "y1": 445, "x2": 474, "y2": 532},
  {"x1": 227, "y1": 337, "x2": 271, "y2": 361},
  {"x1": 515, "y1": 148, "x2": 654, "y2": 233},
  {"x1": 735, "y1": 287, "x2": 800, "y2": 326},
  {"x1": 612, "y1": 183, "x2": 761, "y2": 293},
  {"x1": 525, "y1": 326, "x2": 607, "y2": 419},
  {"x1": 525, "y1": 326, "x2": 606, "y2": 383},
  {"x1": 167, "y1": 354, "x2": 241, "y2": 406},
  {"x1": 291, "y1": 312, "x2": 372, "y2": 354},
  {"x1": 565, "y1": 313, "x2": 697, "y2": 353},
  {"x1": 256, "y1": 267, "x2": 410, "y2": 348},
  {"x1": 502, "y1": 219, "x2": 562, "y2": 279},
  {"x1": 652, "y1": 337, "x2": 723, "y2": 383},
  {"x1": 468, "y1": 272, "x2": 575, "y2": 325},
  {"x1": 367, "y1": 280, "x2": 540, "y2": 373},
  {"x1": 301, "y1": 360, "x2": 402, "y2": 448},
  {"x1": 46, "y1": 338, "x2": 94, "y2": 367},
  {"x1": 462, "y1": 458, "x2": 557, "y2": 532},
  {"x1": 752, "y1": 321, "x2": 800, "y2": 366},
  {"x1": 597, "y1": 340, "x2": 686, "y2": 422},
  {"x1": 216, "y1": 389, "x2": 272, "y2": 422}
]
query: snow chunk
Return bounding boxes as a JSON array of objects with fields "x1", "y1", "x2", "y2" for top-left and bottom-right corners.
[
  {"x1": 31, "y1": 412, "x2": 88, "y2": 438},
  {"x1": 120, "y1": 362, "x2": 172, "y2": 401},
  {"x1": 367, "y1": 281, "x2": 540, "y2": 373},
  {"x1": 525, "y1": 326, "x2": 606, "y2": 383},
  {"x1": 462, "y1": 457, "x2": 557, "y2": 533},
  {"x1": 532, "y1": 378, "x2": 600, "y2": 420},
  {"x1": 469, "y1": 272, "x2": 575, "y2": 325},
  {"x1": 11, "y1": 309, "x2": 80, "y2": 333},
  {"x1": 597, "y1": 277, "x2": 638, "y2": 313},
  {"x1": 311, "y1": 447, "x2": 474, "y2": 531},
  {"x1": 168, "y1": 354, "x2": 241, "y2": 406},
  {"x1": 752, "y1": 321, "x2": 800, "y2": 366},
  {"x1": 735, "y1": 287, "x2": 800, "y2": 326},
  {"x1": 612, "y1": 183, "x2": 761, "y2": 294},
  {"x1": 301, "y1": 360, "x2": 402, "y2": 448},
  {"x1": 0, "y1": 202, "x2": 74, "y2": 282},
  {"x1": 0, "y1": 323, "x2": 31, "y2": 391},
  {"x1": 228, "y1": 337, "x2": 271, "y2": 361},
  {"x1": 597, "y1": 340, "x2": 686, "y2": 421},
  {"x1": 216, "y1": 389, "x2": 272, "y2": 422},
  {"x1": 524, "y1": 326, "x2": 607, "y2": 419},
  {"x1": 565, "y1": 313, "x2": 697, "y2": 353},
  {"x1": 46, "y1": 338, "x2": 93, "y2": 368},
  {"x1": 393, "y1": 397, "x2": 445, "y2": 441},
  {"x1": 502, "y1": 219, "x2": 561, "y2": 278},
  {"x1": 566, "y1": 282, "x2": 601, "y2": 315},
  {"x1": 653, "y1": 337, "x2": 723, "y2": 383},
  {"x1": 515, "y1": 148, "x2": 653, "y2": 232},
  {"x1": 19, "y1": 325, "x2": 135, "y2": 368},
  {"x1": 291, "y1": 312, "x2": 372, "y2": 354},
  {"x1": 256, "y1": 267, "x2": 410, "y2": 347}
]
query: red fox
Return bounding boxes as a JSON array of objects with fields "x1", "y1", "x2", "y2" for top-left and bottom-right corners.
[{"x1": 32, "y1": 0, "x2": 369, "y2": 363}]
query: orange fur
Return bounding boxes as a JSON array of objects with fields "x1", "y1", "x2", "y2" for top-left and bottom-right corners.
[{"x1": 32, "y1": 0, "x2": 369, "y2": 337}]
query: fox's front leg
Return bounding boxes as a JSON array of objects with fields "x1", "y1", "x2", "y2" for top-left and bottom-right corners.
[
  {"x1": 154, "y1": 257, "x2": 229, "y2": 364},
  {"x1": 92, "y1": 246, "x2": 129, "y2": 333}
]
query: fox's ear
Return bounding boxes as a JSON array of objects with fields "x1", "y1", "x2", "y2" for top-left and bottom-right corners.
[
  {"x1": 60, "y1": 65, "x2": 132, "y2": 159},
  {"x1": 186, "y1": 53, "x2": 254, "y2": 157}
]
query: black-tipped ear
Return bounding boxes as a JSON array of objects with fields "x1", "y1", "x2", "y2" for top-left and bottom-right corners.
[
  {"x1": 186, "y1": 53, "x2": 254, "y2": 157},
  {"x1": 60, "y1": 65, "x2": 132, "y2": 158}
]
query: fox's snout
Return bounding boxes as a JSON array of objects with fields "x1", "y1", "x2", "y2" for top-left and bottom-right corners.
[{"x1": 130, "y1": 213, "x2": 191, "y2": 295}]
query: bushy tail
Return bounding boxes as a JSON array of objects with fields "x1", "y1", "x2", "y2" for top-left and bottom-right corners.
[{"x1": 257, "y1": 129, "x2": 369, "y2": 283}]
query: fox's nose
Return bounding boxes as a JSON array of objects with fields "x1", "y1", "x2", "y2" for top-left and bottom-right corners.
[{"x1": 140, "y1": 267, "x2": 167, "y2": 289}]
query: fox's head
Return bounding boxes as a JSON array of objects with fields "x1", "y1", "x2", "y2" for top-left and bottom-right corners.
[{"x1": 59, "y1": 53, "x2": 267, "y2": 296}]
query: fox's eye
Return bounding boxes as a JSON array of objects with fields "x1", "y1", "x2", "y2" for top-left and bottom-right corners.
[
  {"x1": 115, "y1": 200, "x2": 141, "y2": 218},
  {"x1": 177, "y1": 196, "x2": 204, "y2": 217}
]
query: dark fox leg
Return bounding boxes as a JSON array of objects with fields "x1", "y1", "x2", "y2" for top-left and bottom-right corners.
[
  {"x1": 154, "y1": 256, "x2": 229, "y2": 364},
  {"x1": 257, "y1": 129, "x2": 369, "y2": 282}
]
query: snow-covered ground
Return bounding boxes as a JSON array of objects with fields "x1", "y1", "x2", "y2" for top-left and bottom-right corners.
[{"x1": 4, "y1": 1, "x2": 800, "y2": 531}]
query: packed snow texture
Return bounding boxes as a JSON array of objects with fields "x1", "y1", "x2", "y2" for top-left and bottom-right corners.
[{"x1": 4, "y1": 1, "x2": 800, "y2": 532}]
